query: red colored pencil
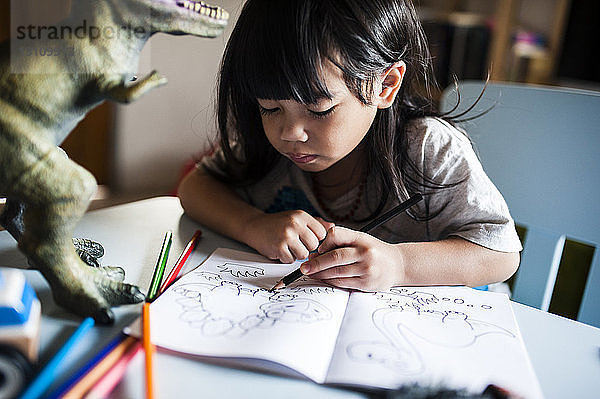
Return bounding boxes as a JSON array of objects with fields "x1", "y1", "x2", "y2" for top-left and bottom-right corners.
[{"x1": 158, "y1": 229, "x2": 202, "y2": 295}]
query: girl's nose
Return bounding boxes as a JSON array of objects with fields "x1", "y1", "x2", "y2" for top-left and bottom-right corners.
[{"x1": 280, "y1": 119, "x2": 308, "y2": 142}]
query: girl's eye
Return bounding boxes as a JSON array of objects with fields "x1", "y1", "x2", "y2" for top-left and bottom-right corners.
[
  {"x1": 309, "y1": 105, "x2": 337, "y2": 119},
  {"x1": 258, "y1": 105, "x2": 279, "y2": 116}
]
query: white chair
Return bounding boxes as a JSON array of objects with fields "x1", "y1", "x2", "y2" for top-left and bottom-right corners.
[{"x1": 440, "y1": 81, "x2": 600, "y2": 328}]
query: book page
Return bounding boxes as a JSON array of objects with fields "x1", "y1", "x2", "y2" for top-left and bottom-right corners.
[
  {"x1": 129, "y1": 248, "x2": 350, "y2": 383},
  {"x1": 326, "y1": 286, "x2": 543, "y2": 398}
]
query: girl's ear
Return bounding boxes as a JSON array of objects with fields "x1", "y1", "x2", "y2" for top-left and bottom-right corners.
[{"x1": 375, "y1": 61, "x2": 406, "y2": 109}]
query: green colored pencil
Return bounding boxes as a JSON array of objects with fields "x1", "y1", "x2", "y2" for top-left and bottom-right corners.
[{"x1": 147, "y1": 230, "x2": 172, "y2": 302}]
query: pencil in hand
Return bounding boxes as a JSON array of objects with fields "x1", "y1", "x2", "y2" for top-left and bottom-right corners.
[
  {"x1": 270, "y1": 193, "x2": 423, "y2": 290},
  {"x1": 270, "y1": 269, "x2": 302, "y2": 291}
]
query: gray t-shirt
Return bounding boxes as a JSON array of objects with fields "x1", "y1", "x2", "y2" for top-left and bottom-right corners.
[{"x1": 200, "y1": 117, "x2": 522, "y2": 253}]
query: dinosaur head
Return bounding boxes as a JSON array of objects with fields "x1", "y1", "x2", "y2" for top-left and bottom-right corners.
[
  {"x1": 108, "y1": 0, "x2": 229, "y2": 38},
  {"x1": 155, "y1": 0, "x2": 229, "y2": 37}
]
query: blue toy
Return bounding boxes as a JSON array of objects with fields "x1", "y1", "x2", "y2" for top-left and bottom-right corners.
[{"x1": 0, "y1": 268, "x2": 41, "y2": 399}]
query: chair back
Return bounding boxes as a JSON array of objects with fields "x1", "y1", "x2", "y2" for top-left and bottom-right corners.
[{"x1": 440, "y1": 81, "x2": 600, "y2": 327}]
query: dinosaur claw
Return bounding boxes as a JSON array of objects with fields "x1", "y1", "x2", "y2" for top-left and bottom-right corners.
[
  {"x1": 131, "y1": 286, "x2": 146, "y2": 303},
  {"x1": 93, "y1": 308, "x2": 115, "y2": 325},
  {"x1": 73, "y1": 237, "x2": 105, "y2": 267},
  {"x1": 101, "y1": 266, "x2": 126, "y2": 282}
]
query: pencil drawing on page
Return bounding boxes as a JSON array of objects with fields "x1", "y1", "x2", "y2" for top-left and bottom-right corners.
[
  {"x1": 172, "y1": 271, "x2": 332, "y2": 337},
  {"x1": 212, "y1": 261, "x2": 335, "y2": 293},
  {"x1": 286, "y1": 278, "x2": 337, "y2": 294},
  {"x1": 216, "y1": 262, "x2": 265, "y2": 278},
  {"x1": 347, "y1": 288, "x2": 516, "y2": 374},
  {"x1": 130, "y1": 249, "x2": 541, "y2": 398}
]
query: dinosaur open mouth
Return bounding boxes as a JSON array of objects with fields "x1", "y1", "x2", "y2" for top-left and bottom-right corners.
[{"x1": 176, "y1": 1, "x2": 229, "y2": 21}]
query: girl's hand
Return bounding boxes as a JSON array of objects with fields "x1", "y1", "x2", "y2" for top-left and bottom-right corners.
[
  {"x1": 244, "y1": 211, "x2": 334, "y2": 263},
  {"x1": 300, "y1": 226, "x2": 404, "y2": 291}
]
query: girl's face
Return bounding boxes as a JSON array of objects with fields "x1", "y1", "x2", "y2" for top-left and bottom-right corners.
[{"x1": 256, "y1": 61, "x2": 378, "y2": 174}]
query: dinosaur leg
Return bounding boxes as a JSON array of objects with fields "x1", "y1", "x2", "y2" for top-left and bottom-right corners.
[
  {"x1": 0, "y1": 199, "x2": 106, "y2": 269},
  {"x1": 14, "y1": 147, "x2": 144, "y2": 323}
]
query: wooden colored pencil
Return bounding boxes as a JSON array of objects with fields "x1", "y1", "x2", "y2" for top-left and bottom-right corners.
[
  {"x1": 83, "y1": 342, "x2": 143, "y2": 399},
  {"x1": 143, "y1": 302, "x2": 154, "y2": 399},
  {"x1": 61, "y1": 336, "x2": 137, "y2": 399},
  {"x1": 159, "y1": 229, "x2": 202, "y2": 295},
  {"x1": 20, "y1": 317, "x2": 95, "y2": 399},
  {"x1": 45, "y1": 334, "x2": 125, "y2": 399},
  {"x1": 147, "y1": 230, "x2": 173, "y2": 302}
]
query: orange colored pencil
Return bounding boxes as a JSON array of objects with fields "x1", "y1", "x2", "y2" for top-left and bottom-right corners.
[
  {"x1": 143, "y1": 302, "x2": 154, "y2": 399},
  {"x1": 62, "y1": 336, "x2": 137, "y2": 399},
  {"x1": 84, "y1": 342, "x2": 143, "y2": 399}
]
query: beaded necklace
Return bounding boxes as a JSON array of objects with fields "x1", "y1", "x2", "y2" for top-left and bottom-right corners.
[{"x1": 311, "y1": 173, "x2": 366, "y2": 222}]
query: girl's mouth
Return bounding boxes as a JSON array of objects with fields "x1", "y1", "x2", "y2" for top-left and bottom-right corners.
[{"x1": 286, "y1": 153, "x2": 317, "y2": 164}]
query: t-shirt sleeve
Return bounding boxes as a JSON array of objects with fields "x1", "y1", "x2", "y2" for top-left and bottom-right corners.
[
  {"x1": 195, "y1": 143, "x2": 254, "y2": 205},
  {"x1": 197, "y1": 142, "x2": 246, "y2": 182},
  {"x1": 198, "y1": 145, "x2": 226, "y2": 175},
  {"x1": 410, "y1": 118, "x2": 522, "y2": 252}
]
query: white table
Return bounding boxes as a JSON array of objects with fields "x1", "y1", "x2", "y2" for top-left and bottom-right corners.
[{"x1": 1, "y1": 197, "x2": 599, "y2": 398}]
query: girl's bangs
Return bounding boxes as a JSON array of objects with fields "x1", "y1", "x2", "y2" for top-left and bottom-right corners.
[{"x1": 231, "y1": 2, "x2": 333, "y2": 104}]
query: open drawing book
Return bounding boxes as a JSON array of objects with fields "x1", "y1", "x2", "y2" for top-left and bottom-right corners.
[{"x1": 126, "y1": 248, "x2": 542, "y2": 398}]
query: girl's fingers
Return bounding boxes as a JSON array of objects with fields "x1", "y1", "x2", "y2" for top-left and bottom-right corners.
[
  {"x1": 317, "y1": 226, "x2": 361, "y2": 254},
  {"x1": 287, "y1": 238, "x2": 311, "y2": 262},
  {"x1": 308, "y1": 261, "x2": 363, "y2": 280},
  {"x1": 320, "y1": 276, "x2": 364, "y2": 291},
  {"x1": 272, "y1": 241, "x2": 296, "y2": 263},
  {"x1": 307, "y1": 251, "x2": 319, "y2": 260},
  {"x1": 307, "y1": 217, "x2": 330, "y2": 241},
  {"x1": 298, "y1": 228, "x2": 321, "y2": 253},
  {"x1": 300, "y1": 216, "x2": 336, "y2": 255},
  {"x1": 315, "y1": 217, "x2": 335, "y2": 231},
  {"x1": 301, "y1": 246, "x2": 358, "y2": 275},
  {"x1": 279, "y1": 252, "x2": 295, "y2": 264}
]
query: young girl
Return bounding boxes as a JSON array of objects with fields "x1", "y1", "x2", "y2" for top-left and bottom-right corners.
[{"x1": 178, "y1": 0, "x2": 521, "y2": 292}]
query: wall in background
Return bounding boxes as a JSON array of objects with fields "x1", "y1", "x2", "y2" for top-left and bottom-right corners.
[{"x1": 111, "y1": 0, "x2": 243, "y2": 194}]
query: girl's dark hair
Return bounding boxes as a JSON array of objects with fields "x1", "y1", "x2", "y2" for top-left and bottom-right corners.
[{"x1": 212, "y1": 0, "x2": 452, "y2": 218}]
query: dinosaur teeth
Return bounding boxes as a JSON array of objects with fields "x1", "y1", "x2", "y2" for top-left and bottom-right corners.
[{"x1": 177, "y1": 1, "x2": 228, "y2": 21}]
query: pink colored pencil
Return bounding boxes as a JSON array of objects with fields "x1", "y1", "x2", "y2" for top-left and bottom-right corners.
[
  {"x1": 83, "y1": 342, "x2": 143, "y2": 399},
  {"x1": 158, "y1": 229, "x2": 201, "y2": 295},
  {"x1": 62, "y1": 337, "x2": 137, "y2": 399}
]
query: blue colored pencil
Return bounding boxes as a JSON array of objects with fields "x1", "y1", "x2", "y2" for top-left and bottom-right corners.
[
  {"x1": 20, "y1": 317, "x2": 95, "y2": 399},
  {"x1": 44, "y1": 333, "x2": 126, "y2": 399}
]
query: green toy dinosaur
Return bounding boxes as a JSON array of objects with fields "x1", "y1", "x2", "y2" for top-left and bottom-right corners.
[{"x1": 0, "y1": 0, "x2": 229, "y2": 323}]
